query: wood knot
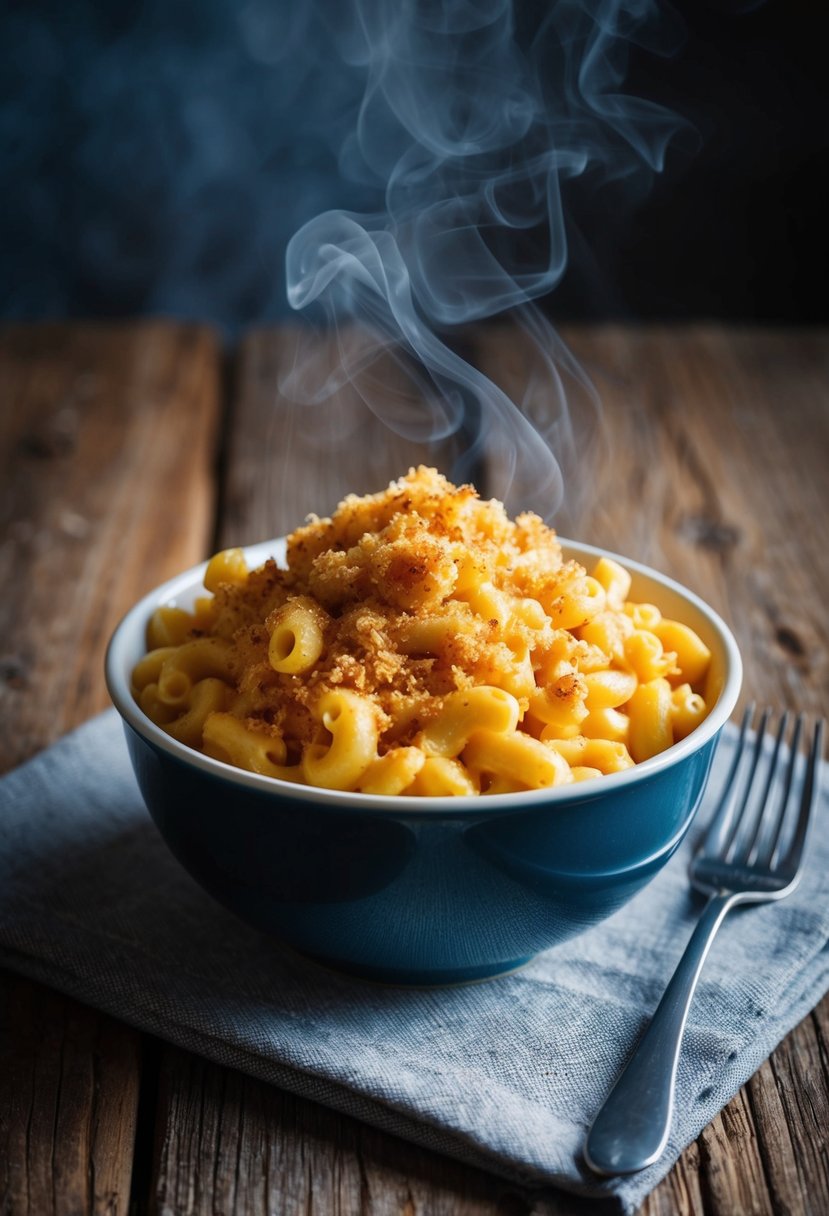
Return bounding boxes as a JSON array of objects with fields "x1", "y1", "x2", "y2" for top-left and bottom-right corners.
[
  {"x1": 775, "y1": 625, "x2": 806, "y2": 659},
  {"x1": 0, "y1": 655, "x2": 29, "y2": 689},
  {"x1": 494, "y1": 1191, "x2": 534, "y2": 1216},
  {"x1": 676, "y1": 513, "x2": 741, "y2": 553},
  {"x1": 19, "y1": 407, "x2": 78, "y2": 459}
]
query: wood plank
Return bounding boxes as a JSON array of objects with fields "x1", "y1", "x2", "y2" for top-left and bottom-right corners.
[
  {"x1": 481, "y1": 322, "x2": 829, "y2": 1216},
  {"x1": 746, "y1": 996, "x2": 829, "y2": 1216},
  {"x1": 695, "y1": 1095, "x2": 774, "y2": 1216},
  {"x1": 0, "y1": 321, "x2": 221, "y2": 769},
  {"x1": 0, "y1": 974, "x2": 141, "y2": 1216},
  {"x1": 638, "y1": 1141, "x2": 705, "y2": 1216},
  {"x1": 0, "y1": 321, "x2": 222, "y2": 1216},
  {"x1": 50, "y1": 322, "x2": 822, "y2": 1216},
  {"x1": 149, "y1": 324, "x2": 829, "y2": 1216},
  {"x1": 217, "y1": 325, "x2": 478, "y2": 546},
  {"x1": 150, "y1": 1049, "x2": 615, "y2": 1216},
  {"x1": 481, "y1": 323, "x2": 829, "y2": 714}
]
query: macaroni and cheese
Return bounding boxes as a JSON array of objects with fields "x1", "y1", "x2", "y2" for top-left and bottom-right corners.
[{"x1": 133, "y1": 467, "x2": 713, "y2": 795}]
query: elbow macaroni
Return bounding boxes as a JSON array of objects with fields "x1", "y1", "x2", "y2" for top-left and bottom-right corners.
[{"x1": 132, "y1": 467, "x2": 714, "y2": 796}]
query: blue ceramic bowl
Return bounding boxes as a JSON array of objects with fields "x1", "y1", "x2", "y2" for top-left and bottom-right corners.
[{"x1": 106, "y1": 539, "x2": 742, "y2": 985}]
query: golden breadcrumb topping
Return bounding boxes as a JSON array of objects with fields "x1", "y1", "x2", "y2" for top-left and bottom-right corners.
[
  {"x1": 206, "y1": 467, "x2": 578, "y2": 752},
  {"x1": 135, "y1": 465, "x2": 715, "y2": 792}
]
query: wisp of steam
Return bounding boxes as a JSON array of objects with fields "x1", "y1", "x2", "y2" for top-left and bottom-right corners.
[{"x1": 284, "y1": 0, "x2": 684, "y2": 517}]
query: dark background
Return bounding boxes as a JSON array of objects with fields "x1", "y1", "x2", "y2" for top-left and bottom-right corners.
[
  {"x1": 1, "y1": 0, "x2": 826, "y2": 330},
  {"x1": 557, "y1": 0, "x2": 829, "y2": 324}
]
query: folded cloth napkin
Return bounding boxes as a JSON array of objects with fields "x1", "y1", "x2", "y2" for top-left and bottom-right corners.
[{"x1": 1, "y1": 711, "x2": 827, "y2": 1213}]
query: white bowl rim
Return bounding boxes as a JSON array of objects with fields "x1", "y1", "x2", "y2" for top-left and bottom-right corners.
[{"x1": 105, "y1": 536, "x2": 743, "y2": 815}]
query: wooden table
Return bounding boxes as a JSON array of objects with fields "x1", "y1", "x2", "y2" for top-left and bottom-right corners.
[{"x1": 1, "y1": 322, "x2": 827, "y2": 1215}]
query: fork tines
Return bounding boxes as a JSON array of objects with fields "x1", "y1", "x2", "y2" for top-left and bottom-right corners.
[{"x1": 700, "y1": 706, "x2": 825, "y2": 877}]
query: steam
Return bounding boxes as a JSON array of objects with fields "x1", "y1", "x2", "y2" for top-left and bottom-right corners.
[
  {"x1": 3, "y1": 0, "x2": 684, "y2": 516},
  {"x1": 285, "y1": 0, "x2": 684, "y2": 516}
]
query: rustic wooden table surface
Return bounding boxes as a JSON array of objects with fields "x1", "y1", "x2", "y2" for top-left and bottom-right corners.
[{"x1": 1, "y1": 322, "x2": 827, "y2": 1215}]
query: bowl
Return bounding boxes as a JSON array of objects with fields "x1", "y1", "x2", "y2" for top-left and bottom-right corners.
[{"x1": 105, "y1": 538, "x2": 742, "y2": 985}]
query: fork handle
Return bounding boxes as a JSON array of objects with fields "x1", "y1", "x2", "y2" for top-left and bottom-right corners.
[{"x1": 584, "y1": 891, "x2": 739, "y2": 1175}]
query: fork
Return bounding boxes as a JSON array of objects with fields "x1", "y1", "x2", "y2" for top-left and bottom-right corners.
[{"x1": 584, "y1": 706, "x2": 824, "y2": 1176}]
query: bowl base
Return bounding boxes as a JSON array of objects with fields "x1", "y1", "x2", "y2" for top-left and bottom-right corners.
[{"x1": 302, "y1": 951, "x2": 536, "y2": 988}]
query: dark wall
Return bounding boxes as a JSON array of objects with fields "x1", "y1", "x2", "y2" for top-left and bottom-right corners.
[
  {"x1": 1, "y1": 0, "x2": 826, "y2": 328},
  {"x1": 1, "y1": 1, "x2": 380, "y2": 325},
  {"x1": 553, "y1": 0, "x2": 829, "y2": 323}
]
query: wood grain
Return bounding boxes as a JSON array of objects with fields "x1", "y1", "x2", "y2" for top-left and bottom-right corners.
[
  {"x1": 482, "y1": 324, "x2": 829, "y2": 715},
  {"x1": 0, "y1": 975, "x2": 141, "y2": 1216},
  {"x1": 0, "y1": 321, "x2": 221, "y2": 770},
  {"x1": 147, "y1": 323, "x2": 829, "y2": 1216},
  {"x1": 2, "y1": 322, "x2": 828, "y2": 1216},
  {"x1": 149, "y1": 1049, "x2": 618, "y2": 1216},
  {"x1": 0, "y1": 322, "x2": 222, "y2": 1216},
  {"x1": 217, "y1": 326, "x2": 450, "y2": 546}
]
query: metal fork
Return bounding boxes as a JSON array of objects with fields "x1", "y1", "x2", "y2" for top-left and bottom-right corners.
[{"x1": 584, "y1": 706, "x2": 824, "y2": 1176}]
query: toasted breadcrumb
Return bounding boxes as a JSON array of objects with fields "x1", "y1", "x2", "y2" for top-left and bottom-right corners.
[{"x1": 206, "y1": 467, "x2": 578, "y2": 756}]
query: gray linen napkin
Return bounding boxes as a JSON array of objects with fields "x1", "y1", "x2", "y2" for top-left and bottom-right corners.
[{"x1": 1, "y1": 711, "x2": 827, "y2": 1213}]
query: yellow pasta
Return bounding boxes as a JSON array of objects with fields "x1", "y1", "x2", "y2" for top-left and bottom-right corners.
[
  {"x1": 625, "y1": 601, "x2": 662, "y2": 631},
  {"x1": 418, "y1": 687, "x2": 520, "y2": 757},
  {"x1": 457, "y1": 581, "x2": 511, "y2": 627},
  {"x1": 583, "y1": 670, "x2": 637, "y2": 710},
  {"x1": 147, "y1": 606, "x2": 196, "y2": 649},
  {"x1": 527, "y1": 680, "x2": 589, "y2": 733},
  {"x1": 159, "y1": 637, "x2": 235, "y2": 684},
  {"x1": 507, "y1": 596, "x2": 548, "y2": 631},
  {"x1": 132, "y1": 647, "x2": 178, "y2": 692},
  {"x1": 204, "y1": 548, "x2": 249, "y2": 594},
  {"x1": 202, "y1": 713, "x2": 304, "y2": 781},
  {"x1": 397, "y1": 612, "x2": 466, "y2": 655},
  {"x1": 654, "y1": 619, "x2": 712, "y2": 687},
  {"x1": 132, "y1": 468, "x2": 713, "y2": 795},
  {"x1": 623, "y1": 630, "x2": 677, "y2": 683},
  {"x1": 409, "y1": 756, "x2": 479, "y2": 796},
  {"x1": 163, "y1": 678, "x2": 231, "y2": 749},
  {"x1": 593, "y1": 556, "x2": 631, "y2": 609},
  {"x1": 268, "y1": 596, "x2": 328, "y2": 674},
  {"x1": 628, "y1": 678, "x2": 674, "y2": 763},
  {"x1": 671, "y1": 683, "x2": 709, "y2": 741},
  {"x1": 463, "y1": 730, "x2": 572, "y2": 789},
  {"x1": 544, "y1": 572, "x2": 606, "y2": 630},
  {"x1": 358, "y1": 747, "x2": 425, "y2": 795},
  {"x1": 579, "y1": 610, "x2": 634, "y2": 664},
  {"x1": 137, "y1": 682, "x2": 180, "y2": 727},
  {"x1": 542, "y1": 734, "x2": 635, "y2": 774},
  {"x1": 570, "y1": 765, "x2": 603, "y2": 783},
  {"x1": 581, "y1": 707, "x2": 630, "y2": 745},
  {"x1": 302, "y1": 689, "x2": 379, "y2": 791}
]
